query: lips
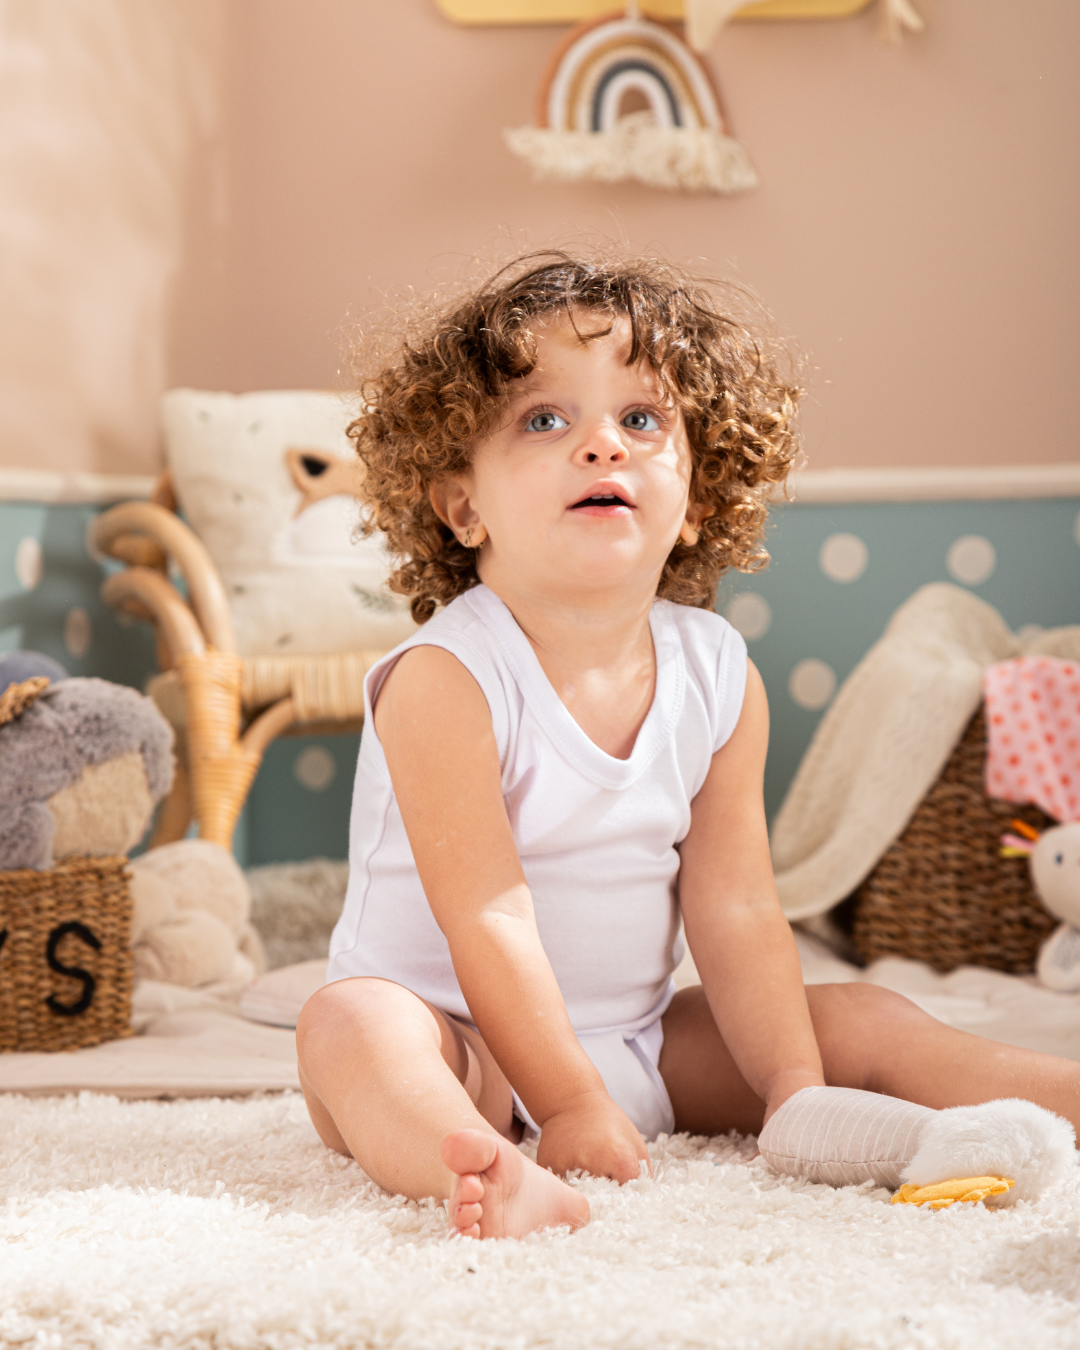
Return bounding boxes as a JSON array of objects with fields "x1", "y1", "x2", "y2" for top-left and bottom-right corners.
[
  {"x1": 570, "y1": 493, "x2": 631, "y2": 509},
  {"x1": 569, "y1": 481, "x2": 635, "y2": 511}
]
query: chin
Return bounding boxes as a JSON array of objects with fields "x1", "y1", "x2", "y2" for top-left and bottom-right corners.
[{"x1": 553, "y1": 548, "x2": 663, "y2": 595}]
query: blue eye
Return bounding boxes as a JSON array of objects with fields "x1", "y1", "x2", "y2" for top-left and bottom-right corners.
[
  {"x1": 622, "y1": 410, "x2": 659, "y2": 432},
  {"x1": 526, "y1": 411, "x2": 567, "y2": 433}
]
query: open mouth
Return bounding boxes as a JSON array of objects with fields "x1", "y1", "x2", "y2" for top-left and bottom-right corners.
[{"x1": 570, "y1": 492, "x2": 633, "y2": 510}]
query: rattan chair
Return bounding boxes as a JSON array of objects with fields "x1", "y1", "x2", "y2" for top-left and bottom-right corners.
[{"x1": 91, "y1": 473, "x2": 388, "y2": 851}]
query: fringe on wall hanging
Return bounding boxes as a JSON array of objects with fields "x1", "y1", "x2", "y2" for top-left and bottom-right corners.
[
  {"x1": 879, "y1": 0, "x2": 925, "y2": 45},
  {"x1": 504, "y1": 9, "x2": 758, "y2": 196}
]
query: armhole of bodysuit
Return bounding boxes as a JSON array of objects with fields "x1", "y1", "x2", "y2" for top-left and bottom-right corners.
[
  {"x1": 368, "y1": 638, "x2": 509, "y2": 761},
  {"x1": 711, "y1": 625, "x2": 749, "y2": 754}
]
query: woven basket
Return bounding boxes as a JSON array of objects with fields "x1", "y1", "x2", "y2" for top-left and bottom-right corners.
[
  {"x1": 0, "y1": 856, "x2": 134, "y2": 1052},
  {"x1": 851, "y1": 707, "x2": 1057, "y2": 974}
]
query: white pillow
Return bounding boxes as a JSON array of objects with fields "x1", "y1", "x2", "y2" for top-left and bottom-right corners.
[{"x1": 162, "y1": 389, "x2": 417, "y2": 658}]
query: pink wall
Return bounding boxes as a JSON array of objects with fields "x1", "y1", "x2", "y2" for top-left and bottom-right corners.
[{"x1": 170, "y1": 0, "x2": 1080, "y2": 471}]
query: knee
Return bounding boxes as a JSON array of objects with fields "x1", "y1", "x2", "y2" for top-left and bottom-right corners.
[
  {"x1": 810, "y1": 979, "x2": 923, "y2": 1034},
  {"x1": 808, "y1": 982, "x2": 926, "y2": 1085},
  {"x1": 295, "y1": 978, "x2": 419, "y2": 1067}
]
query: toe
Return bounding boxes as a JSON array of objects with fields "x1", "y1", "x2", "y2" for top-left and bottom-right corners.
[
  {"x1": 442, "y1": 1128, "x2": 499, "y2": 1177},
  {"x1": 452, "y1": 1200, "x2": 483, "y2": 1229},
  {"x1": 453, "y1": 1172, "x2": 484, "y2": 1204}
]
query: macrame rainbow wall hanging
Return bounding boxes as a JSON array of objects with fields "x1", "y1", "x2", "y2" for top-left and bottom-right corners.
[{"x1": 504, "y1": 12, "x2": 757, "y2": 195}]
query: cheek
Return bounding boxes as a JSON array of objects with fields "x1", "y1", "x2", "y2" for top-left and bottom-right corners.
[
  {"x1": 657, "y1": 438, "x2": 694, "y2": 504},
  {"x1": 474, "y1": 453, "x2": 557, "y2": 527}
]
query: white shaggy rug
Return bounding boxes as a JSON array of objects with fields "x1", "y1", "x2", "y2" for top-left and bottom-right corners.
[{"x1": 4, "y1": 1092, "x2": 1079, "y2": 1349}]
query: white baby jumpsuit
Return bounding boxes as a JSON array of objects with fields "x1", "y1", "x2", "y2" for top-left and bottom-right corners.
[{"x1": 327, "y1": 583, "x2": 747, "y2": 1139}]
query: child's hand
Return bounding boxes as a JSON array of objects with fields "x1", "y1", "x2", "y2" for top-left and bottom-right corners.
[{"x1": 536, "y1": 1089, "x2": 651, "y2": 1183}]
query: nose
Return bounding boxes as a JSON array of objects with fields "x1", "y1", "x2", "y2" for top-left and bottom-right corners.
[{"x1": 574, "y1": 421, "x2": 629, "y2": 466}]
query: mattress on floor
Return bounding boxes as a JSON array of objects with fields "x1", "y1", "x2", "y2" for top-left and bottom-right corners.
[
  {"x1": 1, "y1": 939, "x2": 1077, "y2": 1099},
  {"x1": 0, "y1": 979, "x2": 299, "y2": 1098}
]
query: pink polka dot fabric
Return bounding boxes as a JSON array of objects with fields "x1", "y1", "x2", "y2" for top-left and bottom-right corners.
[{"x1": 983, "y1": 657, "x2": 1080, "y2": 822}]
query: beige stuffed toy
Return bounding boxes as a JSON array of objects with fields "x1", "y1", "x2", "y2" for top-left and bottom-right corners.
[
  {"x1": 130, "y1": 839, "x2": 265, "y2": 987},
  {"x1": 0, "y1": 669, "x2": 264, "y2": 990}
]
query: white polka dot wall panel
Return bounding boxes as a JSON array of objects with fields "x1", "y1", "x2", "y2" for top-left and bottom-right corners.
[
  {"x1": 819, "y1": 533, "x2": 867, "y2": 584},
  {"x1": 788, "y1": 658, "x2": 837, "y2": 711},
  {"x1": 718, "y1": 498, "x2": 1080, "y2": 823},
  {"x1": 15, "y1": 537, "x2": 42, "y2": 591},
  {"x1": 294, "y1": 745, "x2": 337, "y2": 792},
  {"x1": 725, "y1": 592, "x2": 772, "y2": 641},
  {"x1": 946, "y1": 534, "x2": 997, "y2": 586}
]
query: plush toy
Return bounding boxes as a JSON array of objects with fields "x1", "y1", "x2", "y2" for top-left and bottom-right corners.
[
  {"x1": 0, "y1": 669, "x2": 264, "y2": 990},
  {"x1": 1001, "y1": 819, "x2": 1080, "y2": 992},
  {"x1": 0, "y1": 649, "x2": 69, "y2": 692},
  {"x1": 758, "y1": 1086, "x2": 1075, "y2": 1208},
  {"x1": 129, "y1": 838, "x2": 264, "y2": 987},
  {"x1": 0, "y1": 672, "x2": 174, "y2": 871}
]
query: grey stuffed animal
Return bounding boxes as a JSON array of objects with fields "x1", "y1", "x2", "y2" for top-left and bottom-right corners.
[
  {"x1": 0, "y1": 677, "x2": 174, "y2": 871},
  {"x1": 0, "y1": 675, "x2": 265, "y2": 988}
]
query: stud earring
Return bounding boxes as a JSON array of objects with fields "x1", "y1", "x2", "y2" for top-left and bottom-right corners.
[
  {"x1": 464, "y1": 524, "x2": 487, "y2": 550},
  {"x1": 679, "y1": 520, "x2": 700, "y2": 547}
]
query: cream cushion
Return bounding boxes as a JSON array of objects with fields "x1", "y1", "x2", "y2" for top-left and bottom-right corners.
[{"x1": 162, "y1": 389, "x2": 417, "y2": 658}]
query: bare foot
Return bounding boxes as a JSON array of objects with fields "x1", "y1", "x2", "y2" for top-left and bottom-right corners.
[{"x1": 442, "y1": 1129, "x2": 591, "y2": 1239}]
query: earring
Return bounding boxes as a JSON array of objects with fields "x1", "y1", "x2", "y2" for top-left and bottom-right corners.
[
  {"x1": 464, "y1": 524, "x2": 487, "y2": 550},
  {"x1": 679, "y1": 520, "x2": 700, "y2": 547}
]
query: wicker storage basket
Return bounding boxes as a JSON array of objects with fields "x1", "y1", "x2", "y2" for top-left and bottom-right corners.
[
  {"x1": 851, "y1": 707, "x2": 1056, "y2": 974},
  {"x1": 0, "y1": 856, "x2": 134, "y2": 1052}
]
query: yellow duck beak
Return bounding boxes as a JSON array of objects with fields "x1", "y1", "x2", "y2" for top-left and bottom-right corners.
[{"x1": 892, "y1": 1176, "x2": 1014, "y2": 1210}]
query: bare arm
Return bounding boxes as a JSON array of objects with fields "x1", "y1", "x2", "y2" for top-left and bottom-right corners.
[
  {"x1": 678, "y1": 660, "x2": 824, "y2": 1119},
  {"x1": 375, "y1": 644, "x2": 648, "y2": 1179}
]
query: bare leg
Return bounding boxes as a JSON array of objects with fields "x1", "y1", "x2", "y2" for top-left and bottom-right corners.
[
  {"x1": 660, "y1": 983, "x2": 1080, "y2": 1138},
  {"x1": 296, "y1": 977, "x2": 589, "y2": 1238}
]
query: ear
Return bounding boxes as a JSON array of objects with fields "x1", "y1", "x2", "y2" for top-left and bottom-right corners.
[
  {"x1": 678, "y1": 500, "x2": 713, "y2": 547},
  {"x1": 429, "y1": 479, "x2": 481, "y2": 544}
]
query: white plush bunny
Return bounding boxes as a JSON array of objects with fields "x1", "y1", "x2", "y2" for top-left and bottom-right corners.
[{"x1": 1003, "y1": 821, "x2": 1080, "y2": 992}]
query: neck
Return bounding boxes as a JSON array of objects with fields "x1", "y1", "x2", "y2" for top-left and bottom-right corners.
[
  {"x1": 478, "y1": 572, "x2": 658, "y2": 675},
  {"x1": 473, "y1": 566, "x2": 664, "y2": 759}
]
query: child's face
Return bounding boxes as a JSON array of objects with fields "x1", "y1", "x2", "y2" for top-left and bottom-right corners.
[{"x1": 439, "y1": 312, "x2": 694, "y2": 605}]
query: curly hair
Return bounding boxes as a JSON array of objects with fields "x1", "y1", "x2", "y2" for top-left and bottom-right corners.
[{"x1": 350, "y1": 251, "x2": 801, "y2": 622}]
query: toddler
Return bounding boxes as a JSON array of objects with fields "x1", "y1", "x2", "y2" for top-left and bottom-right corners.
[{"x1": 297, "y1": 253, "x2": 1079, "y2": 1238}]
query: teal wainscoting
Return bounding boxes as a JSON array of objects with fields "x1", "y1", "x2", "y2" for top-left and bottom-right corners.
[
  {"x1": 2, "y1": 492, "x2": 1078, "y2": 860},
  {"x1": 719, "y1": 498, "x2": 1080, "y2": 819},
  {"x1": 0, "y1": 502, "x2": 155, "y2": 689}
]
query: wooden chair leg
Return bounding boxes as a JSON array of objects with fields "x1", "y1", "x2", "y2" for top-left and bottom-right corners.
[
  {"x1": 149, "y1": 757, "x2": 193, "y2": 848},
  {"x1": 176, "y1": 650, "x2": 262, "y2": 850}
]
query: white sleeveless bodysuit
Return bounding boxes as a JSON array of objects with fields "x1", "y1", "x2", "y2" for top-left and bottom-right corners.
[{"x1": 327, "y1": 584, "x2": 747, "y2": 1139}]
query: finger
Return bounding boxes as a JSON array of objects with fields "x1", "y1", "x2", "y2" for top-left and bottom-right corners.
[{"x1": 611, "y1": 1149, "x2": 645, "y2": 1185}]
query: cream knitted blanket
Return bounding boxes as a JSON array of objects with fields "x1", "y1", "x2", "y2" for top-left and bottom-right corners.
[{"x1": 771, "y1": 583, "x2": 1080, "y2": 922}]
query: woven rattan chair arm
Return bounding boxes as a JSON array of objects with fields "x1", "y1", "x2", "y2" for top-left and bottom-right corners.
[
  {"x1": 92, "y1": 502, "x2": 236, "y2": 653},
  {"x1": 104, "y1": 533, "x2": 168, "y2": 571},
  {"x1": 150, "y1": 470, "x2": 178, "y2": 513},
  {"x1": 241, "y1": 697, "x2": 297, "y2": 758},
  {"x1": 102, "y1": 567, "x2": 207, "y2": 662}
]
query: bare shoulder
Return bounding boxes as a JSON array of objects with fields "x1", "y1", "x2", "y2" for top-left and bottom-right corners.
[
  {"x1": 690, "y1": 659, "x2": 769, "y2": 822},
  {"x1": 371, "y1": 645, "x2": 514, "y2": 900},
  {"x1": 714, "y1": 658, "x2": 768, "y2": 763},
  {"x1": 373, "y1": 644, "x2": 494, "y2": 751}
]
